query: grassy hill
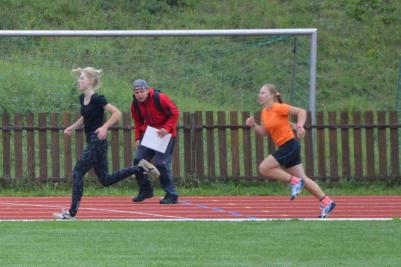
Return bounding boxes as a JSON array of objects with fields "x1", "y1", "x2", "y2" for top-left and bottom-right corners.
[{"x1": 0, "y1": 0, "x2": 400, "y2": 112}]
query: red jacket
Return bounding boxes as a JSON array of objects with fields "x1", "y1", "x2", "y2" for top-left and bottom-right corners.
[{"x1": 130, "y1": 88, "x2": 179, "y2": 141}]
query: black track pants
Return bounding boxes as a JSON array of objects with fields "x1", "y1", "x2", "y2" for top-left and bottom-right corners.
[{"x1": 69, "y1": 133, "x2": 142, "y2": 216}]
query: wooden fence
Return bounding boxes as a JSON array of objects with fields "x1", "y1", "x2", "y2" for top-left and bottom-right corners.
[{"x1": 1, "y1": 111, "x2": 400, "y2": 183}]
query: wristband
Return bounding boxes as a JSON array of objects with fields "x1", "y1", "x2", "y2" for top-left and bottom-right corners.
[{"x1": 296, "y1": 125, "x2": 303, "y2": 129}]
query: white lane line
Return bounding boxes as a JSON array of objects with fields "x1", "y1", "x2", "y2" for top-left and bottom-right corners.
[
  {"x1": 0, "y1": 218, "x2": 398, "y2": 222},
  {"x1": 0, "y1": 201, "x2": 192, "y2": 220}
]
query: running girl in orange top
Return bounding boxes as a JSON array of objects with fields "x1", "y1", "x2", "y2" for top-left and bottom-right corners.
[{"x1": 245, "y1": 84, "x2": 336, "y2": 218}]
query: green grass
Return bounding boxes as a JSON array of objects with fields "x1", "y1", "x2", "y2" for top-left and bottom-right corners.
[
  {"x1": 0, "y1": 221, "x2": 400, "y2": 266},
  {"x1": 1, "y1": 0, "x2": 400, "y2": 112},
  {"x1": 1, "y1": 179, "x2": 401, "y2": 197}
]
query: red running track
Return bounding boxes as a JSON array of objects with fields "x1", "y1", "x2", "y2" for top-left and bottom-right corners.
[{"x1": 0, "y1": 196, "x2": 400, "y2": 221}]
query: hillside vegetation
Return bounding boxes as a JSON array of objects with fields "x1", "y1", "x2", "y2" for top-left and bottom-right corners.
[{"x1": 0, "y1": 0, "x2": 400, "y2": 112}]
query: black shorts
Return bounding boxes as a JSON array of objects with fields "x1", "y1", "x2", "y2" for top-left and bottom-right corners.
[{"x1": 272, "y1": 138, "x2": 301, "y2": 168}]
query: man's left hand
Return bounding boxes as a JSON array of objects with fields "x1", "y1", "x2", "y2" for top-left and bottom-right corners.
[{"x1": 157, "y1": 128, "x2": 168, "y2": 137}]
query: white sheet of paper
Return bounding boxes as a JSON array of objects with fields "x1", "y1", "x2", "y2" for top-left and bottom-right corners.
[{"x1": 140, "y1": 126, "x2": 172, "y2": 153}]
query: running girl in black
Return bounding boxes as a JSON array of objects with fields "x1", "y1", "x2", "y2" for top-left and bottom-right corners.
[{"x1": 54, "y1": 67, "x2": 159, "y2": 220}]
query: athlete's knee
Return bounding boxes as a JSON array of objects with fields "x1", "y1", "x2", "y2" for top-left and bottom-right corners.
[
  {"x1": 258, "y1": 163, "x2": 276, "y2": 178},
  {"x1": 97, "y1": 175, "x2": 111, "y2": 186},
  {"x1": 259, "y1": 156, "x2": 280, "y2": 177},
  {"x1": 258, "y1": 164, "x2": 270, "y2": 177}
]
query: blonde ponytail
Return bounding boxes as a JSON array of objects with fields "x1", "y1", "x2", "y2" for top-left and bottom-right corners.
[{"x1": 71, "y1": 66, "x2": 103, "y2": 89}]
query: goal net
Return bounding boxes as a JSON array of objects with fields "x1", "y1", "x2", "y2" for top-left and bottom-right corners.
[{"x1": 0, "y1": 30, "x2": 315, "y2": 114}]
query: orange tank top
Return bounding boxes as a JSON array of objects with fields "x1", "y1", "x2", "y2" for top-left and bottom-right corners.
[{"x1": 261, "y1": 103, "x2": 294, "y2": 146}]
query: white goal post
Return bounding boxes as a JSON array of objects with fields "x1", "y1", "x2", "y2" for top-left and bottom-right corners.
[{"x1": 0, "y1": 29, "x2": 317, "y2": 124}]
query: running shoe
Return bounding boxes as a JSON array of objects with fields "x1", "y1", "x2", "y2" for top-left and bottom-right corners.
[
  {"x1": 53, "y1": 209, "x2": 75, "y2": 220},
  {"x1": 138, "y1": 159, "x2": 160, "y2": 179},
  {"x1": 290, "y1": 179, "x2": 304, "y2": 200},
  {"x1": 320, "y1": 201, "x2": 336, "y2": 218},
  {"x1": 160, "y1": 194, "x2": 178, "y2": 204},
  {"x1": 132, "y1": 189, "x2": 154, "y2": 202}
]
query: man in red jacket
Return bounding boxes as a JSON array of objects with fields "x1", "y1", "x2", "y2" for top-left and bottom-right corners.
[{"x1": 131, "y1": 79, "x2": 180, "y2": 204}]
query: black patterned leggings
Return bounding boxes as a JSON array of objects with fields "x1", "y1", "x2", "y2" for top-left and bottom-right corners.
[{"x1": 69, "y1": 133, "x2": 142, "y2": 216}]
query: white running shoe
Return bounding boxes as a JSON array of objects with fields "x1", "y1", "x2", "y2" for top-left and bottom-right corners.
[
  {"x1": 53, "y1": 209, "x2": 75, "y2": 220},
  {"x1": 138, "y1": 159, "x2": 160, "y2": 179},
  {"x1": 320, "y1": 201, "x2": 336, "y2": 218},
  {"x1": 290, "y1": 179, "x2": 305, "y2": 200}
]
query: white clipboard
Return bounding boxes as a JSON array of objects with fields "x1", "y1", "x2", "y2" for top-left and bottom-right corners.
[{"x1": 140, "y1": 126, "x2": 172, "y2": 153}]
